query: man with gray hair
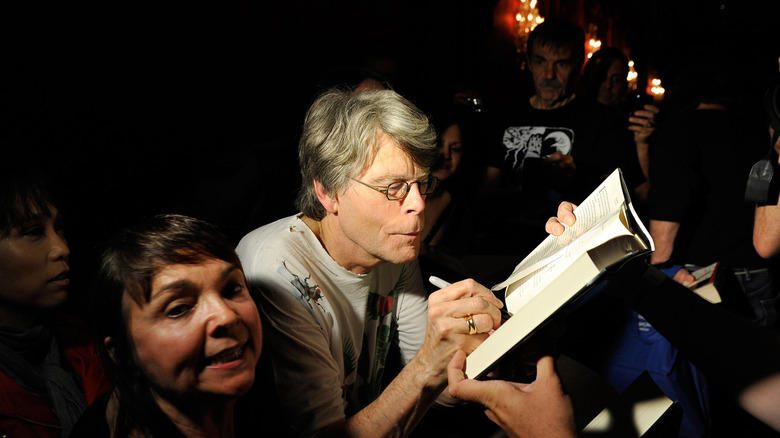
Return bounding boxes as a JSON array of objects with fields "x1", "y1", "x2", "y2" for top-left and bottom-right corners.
[{"x1": 237, "y1": 88, "x2": 504, "y2": 437}]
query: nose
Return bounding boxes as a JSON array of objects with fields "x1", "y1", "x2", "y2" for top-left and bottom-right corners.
[
  {"x1": 440, "y1": 146, "x2": 451, "y2": 160},
  {"x1": 539, "y1": 61, "x2": 554, "y2": 78},
  {"x1": 207, "y1": 296, "x2": 240, "y2": 337},
  {"x1": 49, "y1": 230, "x2": 70, "y2": 262},
  {"x1": 402, "y1": 182, "x2": 426, "y2": 213}
]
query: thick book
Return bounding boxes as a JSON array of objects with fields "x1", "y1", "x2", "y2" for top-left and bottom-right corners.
[{"x1": 465, "y1": 168, "x2": 654, "y2": 379}]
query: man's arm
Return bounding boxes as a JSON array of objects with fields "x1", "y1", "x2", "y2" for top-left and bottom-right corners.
[
  {"x1": 326, "y1": 279, "x2": 505, "y2": 438},
  {"x1": 754, "y1": 198, "x2": 780, "y2": 259},
  {"x1": 648, "y1": 219, "x2": 695, "y2": 283},
  {"x1": 753, "y1": 129, "x2": 780, "y2": 258},
  {"x1": 753, "y1": 60, "x2": 780, "y2": 259},
  {"x1": 648, "y1": 219, "x2": 678, "y2": 264}
]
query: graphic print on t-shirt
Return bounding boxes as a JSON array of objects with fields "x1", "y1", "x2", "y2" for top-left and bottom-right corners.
[{"x1": 502, "y1": 126, "x2": 574, "y2": 172}]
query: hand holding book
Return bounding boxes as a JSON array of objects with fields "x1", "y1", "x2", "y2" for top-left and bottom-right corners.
[{"x1": 465, "y1": 169, "x2": 654, "y2": 379}]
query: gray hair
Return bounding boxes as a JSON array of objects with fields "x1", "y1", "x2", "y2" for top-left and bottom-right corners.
[{"x1": 296, "y1": 88, "x2": 438, "y2": 220}]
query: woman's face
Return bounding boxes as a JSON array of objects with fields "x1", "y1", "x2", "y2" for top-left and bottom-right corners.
[
  {"x1": 124, "y1": 258, "x2": 262, "y2": 401},
  {"x1": 598, "y1": 59, "x2": 628, "y2": 108},
  {"x1": 433, "y1": 124, "x2": 463, "y2": 181},
  {"x1": 0, "y1": 206, "x2": 69, "y2": 325}
]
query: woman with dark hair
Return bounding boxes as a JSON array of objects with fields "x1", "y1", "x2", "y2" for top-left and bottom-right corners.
[
  {"x1": 417, "y1": 103, "x2": 486, "y2": 289},
  {"x1": 581, "y1": 46, "x2": 657, "y2": 207},
  {"x1": 581, "y1": 46, "x2": 630, "y2": 108},
  {"x1": 0, "y1": 165, "x2": 110, "y2": 437},
  {"x1": 72, "y1": 214, "x2": 263, "y2": 438}
]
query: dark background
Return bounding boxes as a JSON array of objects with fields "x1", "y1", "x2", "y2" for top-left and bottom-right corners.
[{"x1": 3, "y1": 1, "x2": 780, "y2": 300}]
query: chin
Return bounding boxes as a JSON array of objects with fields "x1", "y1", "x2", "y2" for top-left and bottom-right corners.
[
  {"x1": 40, "y1": 291, "x2": 68, "y2": 309},
  {"x1": 386, "y1": 245, "x2": 420, "y2": 265},
  {"x1": 205, "y1": 375, "x2": 256, "y2": 400}
]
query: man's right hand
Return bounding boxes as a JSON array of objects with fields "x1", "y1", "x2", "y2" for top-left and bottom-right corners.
[{"x1": 416, "y1": 279, "x2": 504, "y2": 386}]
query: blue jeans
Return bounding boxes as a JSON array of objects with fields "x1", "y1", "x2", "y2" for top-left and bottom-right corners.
[
  {"x1": 732, "y1": 267, "x2": 778, "y2": 328},
  {"x1": 683, "y1": 264, "x2": 779, "y2": 328}
]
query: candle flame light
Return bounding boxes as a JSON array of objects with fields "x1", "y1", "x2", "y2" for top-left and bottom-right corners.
[
  {"x1": 515, "y1": 0, "x2": 544, "y2": 58},
  {"x1": 586, "y1": 39, "x2": 602, "y2": 59},
  {"x1": 650, "y1": 78, "x2": 665, "y2": 96},
  {"x1": 627, "y1": 60, "x2": 638, "y2": 91},
  {"x1": 585, "y1": 24, "x2": 601, "y2": 60}
]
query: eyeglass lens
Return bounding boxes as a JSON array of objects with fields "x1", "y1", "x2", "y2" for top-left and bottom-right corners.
[{"x1": 386, "y1": 177, "x2": 437, "y2": 199}]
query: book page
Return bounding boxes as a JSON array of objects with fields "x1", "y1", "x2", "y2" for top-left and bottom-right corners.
[
  {"x1": 683, "y1": 262, "x2": 718, "y2": 288},
  {"x1": 493, "y1": 169, "x2": 628, "y2": 292},
  {"x1": 504, "y1": 213, "x2": 639, "y2": 312}
]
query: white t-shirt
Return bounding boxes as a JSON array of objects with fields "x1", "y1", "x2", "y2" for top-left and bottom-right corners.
[{"x1": 236, "y1": 214, "x2": 429, "y2": 436}]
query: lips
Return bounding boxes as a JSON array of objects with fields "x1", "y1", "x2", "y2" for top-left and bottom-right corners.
[
  {"x1": 206, "y1": 344, "x2": 246, "y2": 366},
  {"x1": 394, "y1": 225, "x2": 422, "y2": 236},
  {"x1": 50, "y1": 271, "x2": 69, "y2": 282}
]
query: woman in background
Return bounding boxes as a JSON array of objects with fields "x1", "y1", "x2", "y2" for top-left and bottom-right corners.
[{"x1": 0, "y1": 164, "x2": 110, "y2": 437}]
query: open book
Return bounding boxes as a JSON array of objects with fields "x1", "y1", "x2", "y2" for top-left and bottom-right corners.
[{"x1": 465, "y1": 168, "x2": 654, "y2": 379}]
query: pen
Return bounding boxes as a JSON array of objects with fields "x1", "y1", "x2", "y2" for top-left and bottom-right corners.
[
  {"x1": 428, "y1": 276, "x2": 451, "y2": 289},
  {"x1": 428, "y1": 276, "x2": 512, "y2": 320}
]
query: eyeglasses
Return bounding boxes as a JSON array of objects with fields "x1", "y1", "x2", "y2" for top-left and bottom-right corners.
[{"x1": 351, "y1": 176, "x2": 440, "y2": 201}]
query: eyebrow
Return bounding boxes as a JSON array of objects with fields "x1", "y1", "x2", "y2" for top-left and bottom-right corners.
[
  {"x1": 375, "y1": 172, "x2": 430, "y2": 183},
  {"x1": 150, "y1": 263, "x2": 241, "y2": 299}
]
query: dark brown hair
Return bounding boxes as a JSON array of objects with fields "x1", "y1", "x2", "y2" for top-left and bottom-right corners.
[{"x1": 90, "y1": 213, "x2": 244, "y2": 438}]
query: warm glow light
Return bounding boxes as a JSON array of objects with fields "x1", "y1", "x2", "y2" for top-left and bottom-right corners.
[
  {"x1": 627, "y1": 59, "x2": 638, "y2": 91},
  {"x1": 585, "y1": 37, "x2": 602, "y2": 60},
  {"x1": 514, "y1": 0, "x2": 544, "y2": 58},
  {"x1": 648, "y1": 78, "x2": 665, "y2": 96}
]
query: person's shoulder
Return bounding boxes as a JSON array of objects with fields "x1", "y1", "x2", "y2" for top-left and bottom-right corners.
[
  {"x1": 236, "y1": 214, "x2": 325, "y2": 277},
  {"x1": 69, "y1": 393, "x2": 111, "y2": 438},
  {"x1": 237, "y1": 214, "x2": 302, "y2": 254},
  {"x1": 495, "y1": 97, "x2": 533, "y2": 124},
  {"x1": 571, "y1": 97, "x2": 619, "y2": 119}
]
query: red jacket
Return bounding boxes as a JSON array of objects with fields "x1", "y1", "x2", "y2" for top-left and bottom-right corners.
[{"x1": 0, "y1": 313, "x2": 110, "y2": 438}]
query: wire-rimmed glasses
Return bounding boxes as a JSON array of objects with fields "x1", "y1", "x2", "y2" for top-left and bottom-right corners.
[{"x1": 351, "y1": 176, "x2": 440, "y2": 201}]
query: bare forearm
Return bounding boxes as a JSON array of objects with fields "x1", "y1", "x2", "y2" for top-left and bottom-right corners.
[
  {"x1": 324, "y1": 279, "x2": 504, "y2": 437},
  {"x1": 326, "y1": 357, "x2": 445, "y2": 438},
  {"x1": 649, "y1": 220, "x2": 680, "y2": 264},
  {"x1": 754, "y1": 202, "x2": 780, "y2": 258}
]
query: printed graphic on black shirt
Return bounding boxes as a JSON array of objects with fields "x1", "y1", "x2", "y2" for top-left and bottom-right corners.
[{"x1": 502, "y1": 126, "x2": 574, "y2": 172}]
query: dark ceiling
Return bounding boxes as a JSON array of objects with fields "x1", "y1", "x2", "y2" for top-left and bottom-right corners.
[{"x1": 3, "y1": 1, "x2": 780, "y2": 292}]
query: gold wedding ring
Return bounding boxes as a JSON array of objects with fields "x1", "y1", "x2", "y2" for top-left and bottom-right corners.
[{"x1": 465, "y1": 315, "x2": 477, "y2": 335}]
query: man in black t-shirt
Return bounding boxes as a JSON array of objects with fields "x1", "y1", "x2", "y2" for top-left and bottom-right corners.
[{"x1": 482, "y1": 18, "x2": 643, "y2": 255}]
